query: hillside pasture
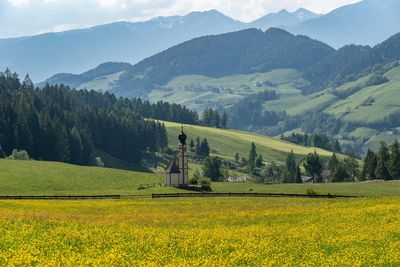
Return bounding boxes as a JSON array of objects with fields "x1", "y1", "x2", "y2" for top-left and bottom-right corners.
[{"x1": 163, "y1": 121, "x2": 338, "y2": 164}]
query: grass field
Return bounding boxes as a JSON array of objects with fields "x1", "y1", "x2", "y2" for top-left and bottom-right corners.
[
  {"x1": 2, "y1": 159, "x2": 400, "y2": 196},
  {"x1": 0, "y1": 159, "x2": 167, "y2": 195},
  {"x1": 0, "y1": 197, "x2": 399, "y2": 265},
  {"x1": 148, "y1": 69, "x2": 301, "y2": 112},
  {"x1": 163, "y1": 121, "x2": 340, "y2": 164}
]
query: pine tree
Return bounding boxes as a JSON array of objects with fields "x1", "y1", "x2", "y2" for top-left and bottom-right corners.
[
  {"x1": 199, "y1": 138, "x2": 210, "y2": 158},
  {"x1": 195, "y1": 137, "x2": 201, "y2": 155},
  {"x1": 202, "y1": 156, "x2": 222, "y2": 182},
  {"x1": 344, "y1": 155, "x2": 360, "y2": 182},
  {"x1": 255, "y1": 154, "x2": 264, "y2": 168},
  {"x1": 332, "y1": 162, "x2": 348, "y2": 183},
  {"x1": 214, "y1": 110, "x2": 220, "y2": 128},
  {"x1": 361, "y1": 149, "x2": 377, "y2": 181},
  {"x1": 376, "y1": 142, "x2": 391, "y2": 180},
  {"x1": 221, "y1": 112, "x2": 228, "y2": 128},
  {"x1": 304, "y1": 151, "x2": 323, "y2": 182},
  {"x1": 295, "y1": 165, "x2": 302, "y2": 183},
  {"x1": 189, "y1": 139, "x2": 195, "y2": 152},
  {"x1": 332, "y1": 140, "x2": 341, "y2": 153},
  {"x1": 234, "y1": 152, "x2": 240, "y2": 163},
  {"x1": 285, "y1": 150, "x2": 297, "y2": 182},
  {"x1": 328, "y1": 153, "x2": 339, "y2": 171},
  {"x1": 69, "y1": 127, "x2": 84, "y2": 165},
  {"x1": 22, "y1": 74, "x2": 34, "y2": 90},
  {"x1": 248, "y1": 142, "x2": 257, "y2": 172},
  {"x1": 388, "y1": 140, "x2": 400, "y2": 179},
  {"x1": 248, "y1": 142, "x2": 257, "y2": 165}
]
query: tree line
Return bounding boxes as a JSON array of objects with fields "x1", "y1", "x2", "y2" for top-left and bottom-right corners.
[
  {"x1": 361, "y1": 141, "x2": 400, "y2": 181},
  {"x1": 201, "y1": 108, "x2": 228, "y2": 128},
  {"x1": 0, "y1": 70, "x2": 185, "y2": 165},
  {"x1": 281, "y1": 133, "x2": 341, "y2": 153}
]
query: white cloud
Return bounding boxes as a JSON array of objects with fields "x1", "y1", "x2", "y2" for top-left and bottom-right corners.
[
  {"x1": 7, "y1": 0, "x2": 30, "y2": 7},
  {"x1": 0, "y1": 0, "x2": 362, "y2": 38}
]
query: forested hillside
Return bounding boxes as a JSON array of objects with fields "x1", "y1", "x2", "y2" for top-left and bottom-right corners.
[
  {"x1": 0, "y1": 70, "x2": 198, "y2": 166},
  {"x1": 41, "y1": 28, "x2": 400, "y2": 156},
  {"x1": 304, "y1": 33, "x2": 400, "y2": 93},
  {"x1": 115, "y1": 28, "x2": 334, "y2": 97},
  {"x1": 46, "y1": 28, "x2": 333, "y2": 97}
]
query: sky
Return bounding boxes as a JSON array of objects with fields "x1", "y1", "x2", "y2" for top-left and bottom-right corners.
[{"x1": 0, "y1": 0, "x2": 362, "y2": 38}]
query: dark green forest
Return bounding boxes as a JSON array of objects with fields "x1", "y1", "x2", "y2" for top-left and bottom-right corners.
[
  {"x1": 116, "y1": 28, "x2": 334, "y2": 96},
  {"x1": 303, "y1": 33, "x2": 400, "y2": 93},
  {"x1": 0, "y1": 70, "x2": 197, "y2": 165}
]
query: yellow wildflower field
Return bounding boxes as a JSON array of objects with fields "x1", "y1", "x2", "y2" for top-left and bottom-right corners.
[{"x1": 0, "y1": 197, "x2": 399, "y2": 266}]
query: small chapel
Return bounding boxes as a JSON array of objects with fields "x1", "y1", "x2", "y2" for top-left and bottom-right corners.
[{"x1": 165, "y1": 127, "x2": 189, "y2": 187}]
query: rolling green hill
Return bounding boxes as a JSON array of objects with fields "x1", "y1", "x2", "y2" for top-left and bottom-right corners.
[
  {"x1": 0, "y1": 159, "x2": 167, "y2": 195},
  {"x1": 148, "y1": 69, "x2": 302, "y2": 112},
  {"x1": 1, "y1": 159, "x2": 400, "y2": 196},
  {"x1": 265, "y1": 65, "x2": 400, "y2": 152},
  {"x1": 44, "y1": 28, "x2": 334, "y2": 98},
  {"x1": 40, "y1": 29, "x2": 400, "y2": 155},
  {"x1": 163, "y1": 121, "x2": 338, "y2": 164}
]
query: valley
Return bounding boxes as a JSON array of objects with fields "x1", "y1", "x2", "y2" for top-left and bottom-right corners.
[{"x1": 1, "y1": 1, "x2": 400, "y2": 265}]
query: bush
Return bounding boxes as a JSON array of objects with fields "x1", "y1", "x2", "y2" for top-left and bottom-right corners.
[
  {"x1": 189, "y1": 178, "x2": 198, "y2": 185},
  {"x1": 306, "y1": 188, "x2": 318, "y2": 196},
  {"x1": 9, "y1": 149, "x2": 30, "y2": 160},
  {"x1": 198, "y1": 178, "x2": 211, "y2": 187}
]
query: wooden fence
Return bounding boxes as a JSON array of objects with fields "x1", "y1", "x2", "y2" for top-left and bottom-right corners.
[
  {"x1": 0, "y1": 195, "x2": 120, "y2": 200},
  {"x1": 151, "y1": 192, "x2": 357, "y2": 199},
  {"x1": 0, "y1": 193, "x2": 359, "y2": 200}
]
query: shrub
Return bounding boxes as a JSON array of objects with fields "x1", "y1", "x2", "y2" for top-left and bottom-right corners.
[
  {"x1": 189, "y1": 178, "x2": 198, "y2": 185},
  {"x1": 306, "y1": 189, "x2": 318, "y2": 196},
  {"x1": 198, "y1": 178, "x2": 211, "y2": 187},
  {"x1": 9, "y1": 149, "x2": 30, "y2": 160}
]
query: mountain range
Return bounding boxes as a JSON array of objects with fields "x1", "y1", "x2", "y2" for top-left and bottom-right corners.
[
  {"x1": 287, "y1": 0, "x2": 400, "y2": 48},
  {"x1": 41, "y1": 26, "x2": 400, "y2": 155},
  {"x1": 0, "y1": 9, "x2": 315, "y2": 81},
  {"x1": 2, "y1": 0, "x2": 400, "y2": 81}
]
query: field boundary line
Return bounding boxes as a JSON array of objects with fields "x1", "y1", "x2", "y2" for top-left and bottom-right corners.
[
  {"x1": 0, "y1": 195, "x2": 121, "y2": 200},
  {"x1": 151, "y1": 192, "x2": 360, "y2": 199},
  {"x1": 0, "y1": 193, "x2": 362, "y2": 200}
]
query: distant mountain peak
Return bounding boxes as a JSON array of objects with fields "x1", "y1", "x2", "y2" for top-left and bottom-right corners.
[
  {"x1": 187, "y1": 9, "x2": 228, "y2": 18},
  {"x1": 251, "y1": 7, "x2": 319, "y2": 30},
  {"x1": 277, "y1": 9, "x2": 290, "y2": 14},
  {"x1": 293, "y1": 8, "x2": 320, "y2": 20}
]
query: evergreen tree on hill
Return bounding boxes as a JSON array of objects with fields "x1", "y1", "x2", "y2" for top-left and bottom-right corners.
[
  {"x1": 344, "y1": 155, "x2": 360, "y2": 182},
  {"x1": 328, "y1": 153, "x2": 339, "y2": 171},
  {"x1": 332, "y1": 162, "x2": 349, "y2": 183},
  {"x1": 256, "y1": 154, "x2": 264, "y2": 168},
  {"x1": 304, "y1": 151, "x2": 323, "y2": 183},
  {"x1": 0, "y1": 70, "x2": 171, "y2": 166},
  {"x1": 248, "y1": 142, "x2": 257, "y2": 172},
  {"x1": 221, "y1": 112, "x2": 228, "y2": 129},
  {"x1": 286, "y1": 150, "x2": 297, "y2": 182},
  {"x1": 361, "y1": 149, "x2": 377, "y2": 181},
  {"x1": 202, "y1": 156, "x2": 222, "y2": 182},
  {"x1": 388, "y1": 140, "x2": 400, "y2": 180},
  {"x1": 376, "y1": 142, "x2": 391, "y2": 180}
]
